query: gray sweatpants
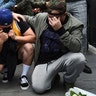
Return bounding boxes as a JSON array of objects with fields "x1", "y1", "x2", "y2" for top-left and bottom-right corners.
[{"x1": 31, "y1": 52, "x2": 86, "y2": 93}]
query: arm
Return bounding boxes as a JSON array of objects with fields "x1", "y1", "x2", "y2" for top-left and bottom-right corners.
[
  {"x1": 12, "y1": 12, "x2": 26, "y2": 22},
  {"x1": 0, "y1": 31, "x2": 8, "y2": 52},
  {"x1": 12, "y1": 12, "x2": 35, "y2": 25},
  {"x1": 48, "y1": 16, "x2": 83, "y2": 52},
  {"x1": 8, "y1": 20, "x2": 36, "y2": 43},
  {"x1": 9, "y1": 28, "x2": 36, "y2": 43},
  {"x1": 59, "y1": 26, "x2": 83, "y2": 52}
]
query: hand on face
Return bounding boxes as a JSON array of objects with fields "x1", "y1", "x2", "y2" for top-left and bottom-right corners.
[
  {"x1": 0, "y1": 31, "x2": 8, "y2": 43},
  {"x1": 48, "y1": 16, "x2": 62, "y2": 31}
]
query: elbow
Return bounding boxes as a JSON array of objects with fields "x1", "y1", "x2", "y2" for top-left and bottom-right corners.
[
  {"x1": 31, "y1": 35, "x2": 36, "y2": 43},
  {"x1": 33, "y1": 35, "x2": 36, "y2": 43},
  {"x1": 72, "y1": 44, "x2": 81, "y2": 52}
]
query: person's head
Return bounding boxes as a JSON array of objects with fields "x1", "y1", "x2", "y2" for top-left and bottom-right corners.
[
  {"x1": 47, "y1": 0, "x2": 66, "y2": 22},
  {"x1": 0, "y1": 8, "x2": 13, "y2": 33}
]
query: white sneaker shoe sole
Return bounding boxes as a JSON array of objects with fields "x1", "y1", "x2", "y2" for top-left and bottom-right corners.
[
  {"x1": 20, "y1": 84, "x2": 30, "y2": 90},
  {"x1": 2, "y1": 80, "x2": 8, "y2": 83}
]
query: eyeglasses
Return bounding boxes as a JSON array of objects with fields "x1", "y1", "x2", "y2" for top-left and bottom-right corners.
[{"x1": 48, "y1": 9, "x2": 65, "y2": 16}]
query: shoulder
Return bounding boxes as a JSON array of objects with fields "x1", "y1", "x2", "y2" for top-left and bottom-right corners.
[
  {"x1": 36, "y1": 12, "x2": 48, "y2": 18},
  {"x1": 67, "y1": 13, "x2": 83, "y2": 26},
  {"x1": 13, "y1": 19, "x2": 30, "y2": 33}
]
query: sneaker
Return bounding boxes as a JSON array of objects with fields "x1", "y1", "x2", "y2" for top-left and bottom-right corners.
[
  {"x1": 64, "y1": 81, "x2": 74, "y2": 91},
  {"x1": 20, "y1": 75, "x2": 29, "y2": 90},
  {"x1": 83, "y1": 64, "x2": 92, "y2": 74},
  {"x1": 2, "y1": 71, "x2": 8, "y2": 83}
]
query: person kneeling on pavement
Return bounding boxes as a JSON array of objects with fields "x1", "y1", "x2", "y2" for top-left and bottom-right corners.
[{"x1": 12, "y1": 0, "x2": 87, "y2": 94}]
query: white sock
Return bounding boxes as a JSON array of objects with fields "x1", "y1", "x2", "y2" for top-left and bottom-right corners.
[{"x1": 21, "y1": 64, "x2": 30, "y2": 77}]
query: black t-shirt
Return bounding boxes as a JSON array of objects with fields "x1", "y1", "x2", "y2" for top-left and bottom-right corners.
[
  {"x1": 3, "y1": 19, "x2": 30, "y2": 34},
  {"x1": 14, "y1": 19, "x2": 30, "y2": 34}
]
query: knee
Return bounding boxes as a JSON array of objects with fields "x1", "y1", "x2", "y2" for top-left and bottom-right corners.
[
  {"x1": 74, "y1": 53, "x2": 87, "y2": 71},
  {"x1": 74, "y1": 53, "x2": 86, "y2": 63},
  {"x1": 0, "y1": 65, "x2": 4, "y2": 73},
  {"x1": 32, "y1": 83, "x2": 47, "y2": 94},
  {"x1": 67, "y1": 53, "x2": 86, "y2": 71},
  {"x1": 24, "y1": 43, "x2": 34, "y2": 54},
  {"x1": 77, "y1": 60, "x2": 86, "y2": 71}
]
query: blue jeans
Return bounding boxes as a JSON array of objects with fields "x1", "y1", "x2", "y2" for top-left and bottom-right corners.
[
  {"x1": 67, "y1": 0, "x2": 87, "y2": 54},
  {"x1": 0, "y1": 0, "x2": 16, "y2": 9}
]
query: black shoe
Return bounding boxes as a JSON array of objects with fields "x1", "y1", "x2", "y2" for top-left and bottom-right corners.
[
  {"x1": 83, "y1": 64, "x2": 92, "y2": 74},
  {"x1": 2, "y1": 71, "x2": 8, "y2": 83},
  {"x1": 20, "y1": 75, "x2": 29, "y2": 90}
]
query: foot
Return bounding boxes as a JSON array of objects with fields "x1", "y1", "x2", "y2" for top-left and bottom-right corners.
[
  {"x1": 20, "y1": 75, "x2": 29, "y2": 90},
  {"x1": 83, "y1": 64, "x2": 92, "y2": 74},
  {"x1": 2, "y1": 71, "x2": 8, "y2": 83}
]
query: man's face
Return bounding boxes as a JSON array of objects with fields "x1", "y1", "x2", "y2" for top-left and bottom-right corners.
[
  {"x1": 48, "y1": 9, "x2": 66, "y2": 23},
  {"x1": 0, "y1": 24, "x2": 12, "y2": 33}
]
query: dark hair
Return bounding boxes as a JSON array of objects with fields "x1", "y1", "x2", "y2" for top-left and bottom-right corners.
[{"x1": 47, "y1": 0, "x2": 66, "y2": 13}]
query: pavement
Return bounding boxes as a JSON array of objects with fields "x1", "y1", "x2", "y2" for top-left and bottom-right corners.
[{"x1": 0, "y1": 44, "x2": 96, "y2": 96}]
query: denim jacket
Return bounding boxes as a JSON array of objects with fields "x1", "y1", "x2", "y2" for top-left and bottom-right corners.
[{"x1": 0, "y1": 0, "x2": 16, "y2": 9}]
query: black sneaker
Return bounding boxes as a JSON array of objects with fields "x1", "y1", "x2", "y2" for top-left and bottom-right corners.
[
  {"x1": 2, "y1": 71, "x2": 8, "y2": 83},
  {"x1": 20, "y1": 75, "x2": 29, "y2": 90},
  {"x1": 83, "y1": 64, "x2": 92, "y2": 74}
]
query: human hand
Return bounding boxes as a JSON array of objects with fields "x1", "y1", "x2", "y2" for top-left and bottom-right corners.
[
  {"x1": 0, "y1": 31, "x2": 8, "y2": 43},
  {"x1": 12, "y1": 12, "x2": 26, "y2": 22},
  {"x1": 8, "y1": 30, "x2": 16, "y2": 40},
  {"x1": 48, "y1": 17, "x2": 62, "y2": 31}
]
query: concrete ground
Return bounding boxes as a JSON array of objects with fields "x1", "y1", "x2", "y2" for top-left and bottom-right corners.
[{"x1": 0, "y1": 44, "x2": 96, "y2": 96}]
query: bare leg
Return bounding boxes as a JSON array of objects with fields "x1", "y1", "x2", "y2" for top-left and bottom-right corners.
[{"x1": 18, "y1": 43, "x2": 34, "y2": 90}]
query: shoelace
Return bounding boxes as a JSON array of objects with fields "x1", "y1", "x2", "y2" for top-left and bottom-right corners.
[{"x1": 21, "y1": 77, "x2": 28, "y2": 84}]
